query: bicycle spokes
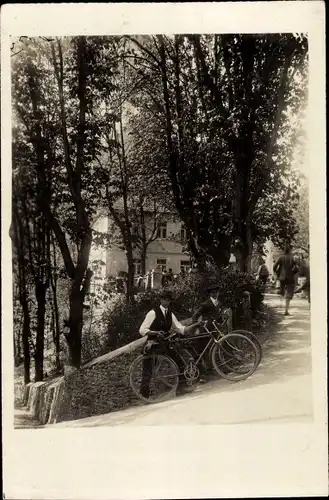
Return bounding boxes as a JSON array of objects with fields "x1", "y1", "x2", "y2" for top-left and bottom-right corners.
[
  {"x1": 211, "y1": 333, "x2": 258, "y2": 381},
  {"x1": 129, "y1": 354, "x2": 179, "y2": 403}
]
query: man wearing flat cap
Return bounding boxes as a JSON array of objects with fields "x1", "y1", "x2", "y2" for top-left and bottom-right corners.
[
  {"x1": 191, "y1": 284, "x2": 232, "y2": 373},
  {"x1": 139, "y1": 289, "x2": 196, "y2": 338},
  {"x1": 192, "y1": 284, "x2": 225, "y2": 327}
]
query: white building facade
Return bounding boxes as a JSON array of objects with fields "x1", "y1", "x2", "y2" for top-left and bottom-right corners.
[{"x1": 89, "y1": 214, "x2": 191, "y2": 280}]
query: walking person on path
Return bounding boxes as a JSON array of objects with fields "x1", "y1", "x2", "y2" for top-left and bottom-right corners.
[{"x1": 273, "y1": 244, "x2": 299, "y2": 316}]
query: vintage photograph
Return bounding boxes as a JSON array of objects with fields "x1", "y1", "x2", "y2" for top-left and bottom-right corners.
[{"x1": 11, "y1": 33, "x2": 312, "y2": 429}]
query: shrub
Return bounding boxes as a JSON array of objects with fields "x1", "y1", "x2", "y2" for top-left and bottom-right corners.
[
  {"x1": 104, "y1": 267, "x2": 264, "y2": 351},
  {"x1": 81, "y1": 319, "x2": 109, "y2": 364},
  {"x1": 103, "y1": 291, "x2": 163, "y2": 350},
  {"x1": 81, "y1": 291, "x2": 124, "y2": 363}
]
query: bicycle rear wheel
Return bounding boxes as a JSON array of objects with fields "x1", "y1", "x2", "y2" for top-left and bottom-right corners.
[
  {"x1": 129, "y1": 353, "x2": 179, "y2": 404},
  {"x1": 231, "y1": 330, "x2": 262, "y2": 367},
  {"x1": 211, "y1": 333, "x2": 258, "y2": 381}
]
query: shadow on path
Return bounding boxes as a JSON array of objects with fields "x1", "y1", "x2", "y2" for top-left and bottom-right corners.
[{"x1": 174, "y1": 295, "x2": 312, "y2": 403}]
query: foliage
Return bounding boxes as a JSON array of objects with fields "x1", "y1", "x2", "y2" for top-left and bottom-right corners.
[
  {"x1": 124, "y1": 34, "x2": 308, "y2": 270},
  {"x1": 11, "y1": 36, "x2": 121, "y2": 370},
  {"x1": 293, "y1": 179, "x2": 309, "y2": 253}
]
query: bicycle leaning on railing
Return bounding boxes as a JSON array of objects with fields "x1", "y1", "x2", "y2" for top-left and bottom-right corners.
[{"x1": 129, "y1": 315, "x2": 263, "y2": 404}]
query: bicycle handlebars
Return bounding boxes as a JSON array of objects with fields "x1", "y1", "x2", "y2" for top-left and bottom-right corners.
[{"x1": 147, "y1": 316, "x2": 228, "y2": 340}]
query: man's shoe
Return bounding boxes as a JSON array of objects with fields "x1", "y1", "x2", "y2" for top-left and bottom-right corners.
[{"x1": 178, "y1": 383, "x2": 194, "y2": 394}]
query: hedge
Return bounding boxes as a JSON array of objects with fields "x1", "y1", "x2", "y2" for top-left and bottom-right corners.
[{"x1": 103, "y1": 268, "x2": 264, "y2": 351}]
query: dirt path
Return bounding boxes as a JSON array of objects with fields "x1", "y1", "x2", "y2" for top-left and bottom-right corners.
[{"x1": 49, "y1": 293, "x2": 312, "y2": 427}]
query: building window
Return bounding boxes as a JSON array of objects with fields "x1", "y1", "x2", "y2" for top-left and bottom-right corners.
[
  {"x1": 180, "y1": 260, "x2": 190, "y2": 273},
  {"x1": 157, "y1": 222, "x2": 167, "y2": 239},
  {"x1": 133, "y1": 259, "x2": 142, "y2": 276},
  {"x1": 180, "y1": 225, "x2": 187, "y2": 240},
  {"x1": 157, "y1": 259, "x2": 167, "y2": 272}
]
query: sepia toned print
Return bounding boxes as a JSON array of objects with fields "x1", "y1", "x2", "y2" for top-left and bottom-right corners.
[{"x1": 10, "y1": 33, "x2": 313, "y2": 428}]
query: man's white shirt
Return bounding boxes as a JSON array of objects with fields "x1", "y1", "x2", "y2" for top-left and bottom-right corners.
[
  {"x1": 210, "y1": 297, "x2": 219, "y2": 307},
  {"x1": 139, "y1": 305, "x2": 186, "y2": 336}
]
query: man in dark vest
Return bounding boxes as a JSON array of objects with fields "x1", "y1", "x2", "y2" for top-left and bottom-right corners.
[{"x1": 139, "y1": 290, "x2": 200, "y2": 398}]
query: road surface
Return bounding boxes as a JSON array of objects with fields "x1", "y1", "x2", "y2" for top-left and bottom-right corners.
[{"x1": 50, "y1": 293, "x2": 312, "y2": 427}]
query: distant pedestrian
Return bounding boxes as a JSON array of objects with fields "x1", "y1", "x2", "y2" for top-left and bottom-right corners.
[
  {"x1": 116, "y1": 275, "x2": 124, "y2": 293},
  {"x1": 167, "y1": 268, "x2": 174, "y2": 284},
  {"x1": 295, "y1": 259, "x2": 310, "y2": 304},
  {"x1": 162, "y1": 270, "x2": 168, "y2": 287},
  {"x1": 257, "y1": 260, "x2": 269, "y2": 289},
  {"x1": 273, "y1": 244, "x2": 298, "y2": 316}
]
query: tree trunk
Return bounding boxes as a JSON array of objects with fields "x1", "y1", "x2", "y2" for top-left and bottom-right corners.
[
  {"x1": 50, "y1": 38, "x2": 93, "y2": 368},
  {"x1": 65, "y1": 284, "x2": 84, "y2": 368},
  {"x1": 235, "y1": 222, "x2": 253, "y2": 273},
  {"x1": 139, "y1": 203, "x2": 148, "y2": 278},
  {"x1": 14, "y1": 334, "x2": 21, "y2": 367},
  {"x1": 35, "y1": 281, "x2": 46, "y2": 381},
  {"x1": 12, "y1": 201, "x2": 31, "y2": 383},
  {"x1": 21, "y1": 297, "x2": 31, "y2": 384},
  {"x1": 208, "y1": 238, "x2": 232, "y2": 269},
  {"x1": 140, "y1": 247, "x2": 147, "y2": 276},
  {"x1": 126, "y1": 243, "x2": 135, "y2": 302},
  {"x1": 52, "y1": 287, "x2": 61, "y2": 373},
  {"x1": 14, "y1": 313, "x2": 23, "y2": 366},
  {"x1": 49, "y1": 237, "x2": 62, "y2": 373},
  {"x1": 13, "y1": 335, "x2": 18, "y2": 367},
  {"x1": 65, "y1": 269, "x2": 92, "y2": 369},
  {"x1": 243, "y1": 224, "x2": 253, "y2": 273}
]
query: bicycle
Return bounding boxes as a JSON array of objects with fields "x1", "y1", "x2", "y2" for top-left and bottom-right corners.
[
  {"x1": 129, "y1": 317, "x2": 261, "y2": 404},
  {"x1": 210, "y1": 319, "x2": 263, "y2": 370}
]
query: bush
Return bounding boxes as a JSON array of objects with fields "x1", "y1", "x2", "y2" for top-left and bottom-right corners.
[
  {"x1": 103, "y1": 291, "x2": 164, "y2": 350},
  {"x1": 81, "y1": 291, "x2": 125, "y2": 363},
  {"x1": 104, "y1": 267, "x2": 264, "y2": 351}
]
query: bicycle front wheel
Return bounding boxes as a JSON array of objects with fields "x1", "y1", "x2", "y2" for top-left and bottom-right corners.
[
  {"x1": 231, "y1": 330, "x2": 262, "y2": 367},
  {"x1": 129, "y1": 353, "x2": 179, "y2": 404},
  {"x1": 211, "y1": 333, "x2": 258, "y2": 381}
]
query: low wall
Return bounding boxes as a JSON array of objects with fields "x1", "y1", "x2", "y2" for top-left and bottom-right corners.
[
  {"x1": 56, "y1": 349, "x2": 144, "y2": 423},
  {"x1": 15, "y1": 336, "x2": 149, "y2": 426},
  {"x1": 16, "y1": 315, "x2": 234, "y2": 426},
  {"x1": 19, "y1": 377, "x2": 65, "y2": 425}
]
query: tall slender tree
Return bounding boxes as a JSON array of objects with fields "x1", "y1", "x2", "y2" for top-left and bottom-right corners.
[{"x1": 12, "y1": 36, "x2": 121, "y2": 368}]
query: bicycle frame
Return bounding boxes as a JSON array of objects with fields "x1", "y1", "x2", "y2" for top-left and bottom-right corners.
[{"x1": 169, "y1": 319, "x2": 228, "y2": 369}]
